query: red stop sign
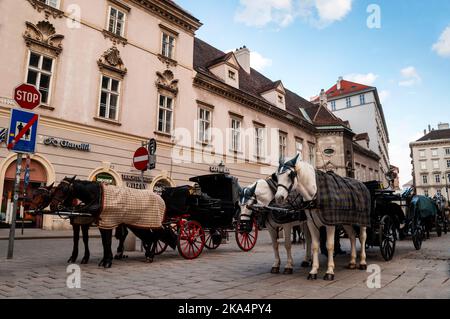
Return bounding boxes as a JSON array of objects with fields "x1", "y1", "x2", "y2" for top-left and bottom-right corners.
[
  {"x1": 133, "y1": 147, "x2": 149, "y2": 171},
  {"x1": 14, "y1": 83, "x2": 42, "y2": 110}
]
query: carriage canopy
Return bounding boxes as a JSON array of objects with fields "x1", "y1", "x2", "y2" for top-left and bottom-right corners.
[{"x1": 410, "y1": 195, "x2": 438, "y2": 219}]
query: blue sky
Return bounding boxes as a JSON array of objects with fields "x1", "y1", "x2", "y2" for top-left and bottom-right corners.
[{"x1": 176, "y1": 0, "x2": 450, "y2": 185}]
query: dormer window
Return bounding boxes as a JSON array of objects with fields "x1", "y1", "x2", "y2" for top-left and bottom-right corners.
[
  {"x1": 39, "y1": 0, "x2": 60, "y2": 8},
  {"x1": 278, "y1": 95, "x2": 284, "y2": 103},
  {"x1": 228, "y1": 70, "x2": 236, "y2": 80}
]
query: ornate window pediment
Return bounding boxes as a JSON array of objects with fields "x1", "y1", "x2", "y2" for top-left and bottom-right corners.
[
  {"x1": 97, "y1": 47, "x2": 127, "y2": 77},
  {"x1": 23, "y1": 20, "x2": 64, "y2": 56},
  {"x1": 156, "y1": 70, "x2": 178, "y2": 96},
  {"x1": 27, "y1": 0, "x2": 65, "y2": 19}
]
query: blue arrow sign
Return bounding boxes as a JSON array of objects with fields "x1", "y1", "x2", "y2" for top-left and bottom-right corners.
[{"x1": 8, "y1": 109, "x2": 39, "y2": 154}]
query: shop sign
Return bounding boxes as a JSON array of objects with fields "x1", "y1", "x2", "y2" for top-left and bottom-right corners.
[
  {"x1": 43, "y1": 137, "x2": 90, "y2": 152},
  {"x1": 121, "y1": 174, "x2": 152, "y2": 189},
  {"x1": 209, "y1": 162, "x2": 230, "y2": 174}
]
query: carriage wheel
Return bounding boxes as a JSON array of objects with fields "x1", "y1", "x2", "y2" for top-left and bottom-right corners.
[
  {"x1": 412, "y1": 219, "x2": 423, "y2": 250},
  {"x1": 154, "y1": 240, "x2": 168, "y2": 255},
  {"x1": 205, "y1": 229, "x2": 222, "y2": 250},
  {"x1": 235, "y1": 218, "x2": 258, "y2": 252},
  {"x1": 379, "y1": 215, "x2": 396, "y2": 261},
  {"x1": 177, "y1": 220, "x2": 205, "y2": 259}
]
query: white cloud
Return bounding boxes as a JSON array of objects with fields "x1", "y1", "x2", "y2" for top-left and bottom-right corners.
[
  {"x1": 432, "y1": 26, "x2": 450, "y2": 58},
  {"x1": 344, "y1": 72, "x2": 378, "y2": 86},
  {"x1": 235, "y1": 0, "x2": 353, "y2": 28},
  {"x1": 250, "y1": 51, "x2": 273, "y2": 71},
  {"x1": 398, "y1": 66, "x2": 421, "y2": 87}
]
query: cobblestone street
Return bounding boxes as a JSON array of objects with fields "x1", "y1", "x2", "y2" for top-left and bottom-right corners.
[{"x1": 0, "y1": 230, "x2": 449, "y2": 299}]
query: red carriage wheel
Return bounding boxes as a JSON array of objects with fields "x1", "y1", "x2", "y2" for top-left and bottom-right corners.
[
  {"x1": 177, "y1": 220, "x2": 205, "y2": 259},
  {"x1": 154, "y1": 240, "x2": 168, "y2": 255},
  {"x1": 204, "y1": 229, "x2": 222, "y2": 249},
  {"x1": 235, "y1": 218, "x2": 258, "y2": 252}
]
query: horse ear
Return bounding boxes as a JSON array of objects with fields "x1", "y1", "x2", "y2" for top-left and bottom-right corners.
[
  {"x1": 287, "y1": 153, "x2": 299, "y2": 167},
  {"x1": 46, "y1": 182, "x2": 54, "y2": 190},
  {"x1": 271, "y1": 173, "x2": 278, "y2": 183},
  {"x1": 250, "y1": 183, "x2": 257, "y2": 195},
  {"x1": 71, "y1": 175, "x2": 77, "y2": 182}
]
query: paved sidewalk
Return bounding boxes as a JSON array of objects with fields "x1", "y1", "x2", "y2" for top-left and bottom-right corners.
[
  {"x1": 0, "y1": 228, "x2": 101, "y2": 240},
  {"x1": 0, "y1": 230, "x2": 449, "y2": 299}
]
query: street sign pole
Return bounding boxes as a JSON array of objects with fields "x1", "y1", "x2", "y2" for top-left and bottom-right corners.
[{"x1": 7, "y1": 153, "x2": 23, "y2": 259}]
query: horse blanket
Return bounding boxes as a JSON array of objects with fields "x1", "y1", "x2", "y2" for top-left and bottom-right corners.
[
  {"x1": 315, "y1": 170, "x2": 371, "y2": 226},
  {"x1": 99, "y1": 185, "x2": 166, "y2": 230}
]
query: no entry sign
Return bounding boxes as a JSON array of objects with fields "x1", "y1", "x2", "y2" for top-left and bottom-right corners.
[
  {"x1": 14, "y1": 83, "x2": 41, "y2": 110},
  {"x1": 133, "y1": 147, "x2": 149, "y2": 171}
]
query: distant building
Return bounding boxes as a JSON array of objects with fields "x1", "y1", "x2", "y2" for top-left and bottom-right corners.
[{"x1": 410, "y1": 123, "x2": 450, "y2": 198}]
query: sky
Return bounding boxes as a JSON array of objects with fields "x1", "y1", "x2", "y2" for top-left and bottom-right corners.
[{"x1": 175, "y1": 0, "x2": 450, "y2": 186}]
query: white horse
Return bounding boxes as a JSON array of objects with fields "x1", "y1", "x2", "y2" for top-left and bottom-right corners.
[
  {"x1": 239, "y1": 175, "x2": 312, "y2": 274},
  {"x1": 274, "y1": 154, "x2": 368, "y2": 281}
]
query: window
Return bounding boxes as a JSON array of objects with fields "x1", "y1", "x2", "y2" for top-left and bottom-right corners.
[
  {"x1": 433, "y1": 160, "x2": 439, "y2": 169},
  {"x1": 419, "y1": 150, "x2": 425, "y2": 158},
  {"x1": 445, "y1": 148, "x2": 450, "y2": 156},
  {"x1": 435, "y1": 174, "x2": 441, "y2": 183},
  {"x1": 26, "y1": 52, "x2": 54, "y2": 105},
  {"x1": 255, "y1": 126, "x2": 264, "y2": 158},
  {"x1": 447, "y1": 173, "x2": 450, "y2": 183},
  {"x1": 108, "y1": 6, "x2": 126, "y2": 37},
  {"x1": 424, "y1": 189, "x2": 429, "y2": 197},
  {"x1": 431, "y1": 149, "x2": 438, "y2": 157},
  {"x1": 228, "y1": 70, "x2": 236, "y2": 80},
  {"x1": 331, "y1": 101, "x2": 336, "y2": 111},
  {"x1": 422, "y1": 175, "x2": 428, "y2": 184},
  {"x1": 346, "y1": 97, "x2": 351, "y2": 108},
  {"x1": 157, "y1": 95, "x2": 173, "y2": 134},
  {"x1": 420, "y1": 162, "x2": 426, "y2": 170},
  {"x1": 162, "y1": 33, "x2": 175, "y2": 59},
  {"x1": 99, "y1": 75, "x2": 120, "y2": 120},
  {"x1": 447, "y1": 159, "x2": 450, "y2": 168},
  {"x1": 359, "y1": 94, "x2": 365, "y2": 105},
  {"x1": 198, "y1": 108, "x2": 211, "y2": 143},
  {"x1": 278, "y1": 95, "x2": 284, "y2": 103},
  {"x1": 295, "y1": 139, "x2": 303, "y2": 160},
  {"x1": 279, "y1": 133, "x2": 287, "y2": 160},
  {"x1": 231, "y1": 118, "x2": 241, "y2": 152},
  {"x1": 308, "y1": 143, "x2": 316, "y2": 166},
  {"x1": 39, "y1": 0, "x2": 59, "y2": 8}
]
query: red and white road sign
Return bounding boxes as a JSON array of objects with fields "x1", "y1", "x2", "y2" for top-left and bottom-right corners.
[
  {"x1": 14, "y1": 83, "x2": 42, "y2": 110},
  {"x1": 133, "y1": 147, "x2": 149, "y2": 171}
]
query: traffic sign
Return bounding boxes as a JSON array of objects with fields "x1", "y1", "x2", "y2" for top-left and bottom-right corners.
[
  {"x1": 148, "y1": 138, "x2": 157, "y2": 155},
  {"x1": 14, "y1": 83, "x2": 41, "y2": 110},
  {"x1": 7, "y1": 109, "x2": 39, "y2": 153},
  {"x1": 148, "y1": 154, "x2": 156, "y2": 170},
  {"x1": 133, "y1": 147, "x2": 149, "y2": 171}
]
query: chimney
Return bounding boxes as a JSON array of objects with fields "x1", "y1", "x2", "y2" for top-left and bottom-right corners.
[
  {"x1": 437, "y1": 122, "x2": 449, "y2": 130},
  {"x1": 423, "y1": 129, "x2": 426, "y2": 135},
  {"x1": 428, "y1": 124, "x2": 431, "y2": 132},
  {"x1": 319, "y1": 89, "x2": 327, "y2": 107},
  {"x1": 337, "y1": 76, "x2": 343, "y2": 90},
  {"x1": 235, "y1": 46, "x2": 250, "y2": 74}
]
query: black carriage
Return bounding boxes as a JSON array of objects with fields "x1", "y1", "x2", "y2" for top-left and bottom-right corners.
[
  {"x1": 363, "y1": 181, "x2": 405, "y2": 261},
  {"x1": 156, "y1": 173, "x2": 258, "y2": 259}
]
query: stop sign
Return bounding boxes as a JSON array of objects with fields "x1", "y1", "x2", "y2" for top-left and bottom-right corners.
[
  {"x1": 14, "y1": 83, "x2": 41, "y2": 110},
  {"x1": 133, "y1": 147, "x2": 149, "y2": 171}
]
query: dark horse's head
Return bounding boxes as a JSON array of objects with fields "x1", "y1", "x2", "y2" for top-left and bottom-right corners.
[
  {"x1": 29, "y1": 183, "x2": 54, "y2": 211},
  {"x1": 50, "y1": 176, "x2": 76, "y2": 211}
]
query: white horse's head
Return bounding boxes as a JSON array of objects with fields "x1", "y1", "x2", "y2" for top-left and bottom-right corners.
[{"x1": 274, "y1": 154, "x2": 299, "y2": 204}]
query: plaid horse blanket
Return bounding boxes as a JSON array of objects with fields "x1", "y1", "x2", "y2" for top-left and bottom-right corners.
[
  {"x1": 98, "y1": 185, "x2": 166, "y2": 230},
  {"x1": 315, "y1": 170, "x2": 371, "y2": 226}
]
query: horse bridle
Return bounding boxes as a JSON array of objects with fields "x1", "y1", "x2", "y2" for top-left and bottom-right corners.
[
  {"x1": 32, "y1": 186, "x2": 53, "y2": 211},
  {"x1": 50, "y1": 179, "x2": 74, "y2": 209},
  {"x1": 277, "y1": 165, "x2": 297, "y2": 194}
]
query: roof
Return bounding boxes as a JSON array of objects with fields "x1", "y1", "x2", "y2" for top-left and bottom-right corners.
[
  {"x1": 164, "y1": 0, "x2": 200, "y2": 23},
  {"x1": 354, "y1": 133, "x2": 370, "y2": 141},
  {"x1": 352, "y1": 141, "x2": 380, "y2": 161},
  {"x1": 416, "y1": 129, "x2": 450, "y2": 142},
  {"x1": 323, "y1": 80, "x2": 373, "y2": 100},
  {"x1": 193, "y1": 38, "x2": 344, "y2": 128}
]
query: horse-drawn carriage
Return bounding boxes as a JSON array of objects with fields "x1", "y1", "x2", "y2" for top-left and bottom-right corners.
[{"x1": 155, "y1": 173, "x2": 258, "y2": 259}]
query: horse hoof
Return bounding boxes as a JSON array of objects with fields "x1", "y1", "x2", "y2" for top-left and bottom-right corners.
[
  {"x1": 323, "y1": 273, "x2": 335, "y2": 281},
  {"x1": 80, "y1": 257, "x2": 89, "y2": 264},
  {"x1": 104, "y1": 262, "x2": 112, "y2": 268},
  {"x1": 359, "y1": 264, "x2": 367, "y2": 270},
  {"x1": 283, "y1": 268, "x2": 293, "y2": 275},
  {"x1": 145, "y1": 257, "x2": 153, "y2": 263},
  {"x1": 307, "y1": 274, "x2": 317, "y2": 280},
  {"x1": 67, "y1": 256, "x2": 77, "y2": 263},
  {"x1": 347, "y1": 263, "x2": 357, "y2": 270},
  {"x1": 301, "y1": 261, "x2": 312, "y2": 268},
  {"x1": 270, "y1": 267, "x2": 280, "y2": 274}
]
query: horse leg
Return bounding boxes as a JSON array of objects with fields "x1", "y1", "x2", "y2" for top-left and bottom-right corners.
[
  {"x1": 359, "y1": 226, "x2": 367, "y2": 270},
  {"x1": 80, "y1": 224, "x2": 90, "y2": 264},
  {"x1": 114, "y1": 224, "x2": 128, "y2": 260},
  {"x1": 68, "y1": 224, "x2": 80, "y2": 263},
  {"x1": 306, "y1": 216, "x2": 320, "y2": 280},
  {"x1": 267, "y1": 221, "x2": 281, "y2": 274},
  {"x1": 283, "y1": 223, "x2": 294, "y2": 274},
  {"x1": 301, "y1": 222, "x2": 312, "y2": 267},
  {"x1": 324, "y1": 225, "x2": 336, "y2": 281},
  {"x1": 99, "y1": 228, "x2": 113, "y2": 268},
  {"x1": 343, "y1": 225, "x2": 357, "y2": 269}
]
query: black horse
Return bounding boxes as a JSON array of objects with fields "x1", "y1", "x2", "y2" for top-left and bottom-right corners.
[{"x1": 50, "y1": 177, "x2": 175, "y2": 268}]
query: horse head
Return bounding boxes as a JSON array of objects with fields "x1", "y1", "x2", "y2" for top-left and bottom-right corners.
[
  {"x1": 274, "y1": 154, "x2": 300, "y2": 204},
  {"x1": 49, "y1": 176, "x2": 76, "y2": 211},
  {"x1": 29, "y1": 182, "x2": 54, "y2": 211}
]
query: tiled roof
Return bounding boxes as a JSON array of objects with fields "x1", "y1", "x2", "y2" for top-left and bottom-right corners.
[
  {"x1": 324, "y1": 80, "x2": 373, "y2": 99},
  {"x1": 416, "y1": 129, "x2": 450, "y2": 141},
  {"x1": 193, "y1": 38, "x2": 345, "y2": 128}
]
